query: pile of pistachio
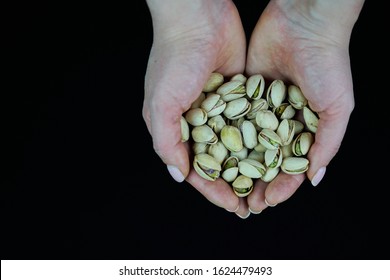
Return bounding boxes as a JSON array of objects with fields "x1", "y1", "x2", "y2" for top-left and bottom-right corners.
[{"x1": 180, "y1": 72, "x2": 319, "y2": 197}]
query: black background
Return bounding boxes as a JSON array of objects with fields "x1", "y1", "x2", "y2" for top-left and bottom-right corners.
[{"x1": 2, "y1": 1, "x2": 389, "y2": 259}]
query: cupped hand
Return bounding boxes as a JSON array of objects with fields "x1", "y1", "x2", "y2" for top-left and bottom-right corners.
[
  {"x1": 245, "y1": 0, "x2": 365, "y2": 213},
  {"x1": 143, "y1": 0, "x2": 248, "y2": 214}
]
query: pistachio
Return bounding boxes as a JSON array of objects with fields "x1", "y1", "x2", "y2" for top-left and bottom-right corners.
[
  {"x1": 180, "y1": 116, "x2": 190, "y2": 142},
  {"x1": 193, "y1": 142, "x2": 209, "y2": 155},
  {"x1": 288, "y1": 85, "x2": 307, "y2": 109},
  {"x1": 273, "y1": 103, "x2": 296, "y2": 120},
  {"x1": 227, "y1": 116, "x2": 245, "y2": 129},
  {"x1": 266, "y1": 79, "x2": 286, "y2": 108},
  {"x1": 220, "y1": 125, "x2": 243, "y2": 152},
  {"x1": 281, "y1": 157, "x2": 309, "y2": 175},
  {"x1": 190, "y1": 92, "x2": 206, "y2": 109},
  {"x1": 208, "y1": 141, "x2": 229, "y2": 165},
  {"x1": 221, "y1": 156, "x2": 239, "y2": 182},
  {"x1": 238, "y1": 158, "x2": 266, "y2": 179},
  {"x1": 185, "y1": 108, "x2": 208, "y2": 126},
  {"x1": 200, "y1": 93, "x2": 226, "y2": 118},
  {"x1": 303, "y1": 106, "x2": 319, "y2": 133},
  {"x1": 276, "y1": 119, "x2": 295, "y2": 146},
  {"x1": 207, "y1": 115, "x2": 226, "y2": 134},
  {"x1": 216, "y1": 80, "x2": 246, "y2": 102},
  {"x1": 265, "y1": 148, "x2": 283, "y2": 169},
  {"x1": 246, "y1": 74, "x2": 265, "y2": 100},
  {"x1": 247, "y1": 150, "x2": 265, "y2": 163},
  {"x1": 246, "y1": 98, "x2": 269, "y2": 119},
  {"x1": 293, "y1": 120, "x2": 304, "y2": 135},
  {"x1": 191, "y1": 125, "x2": 218, "y2": 144},
  {"x1": 193, "y1": 153, "x2": 222, "y2": 181},
  {"x1": 254, "y1": 142, "x2": 268, "y2": 153},
  {"x1": 256, "y1": 109, "x2": 279, "y2": 130},
  {"x1": 232, "y1": 175, "x2": 254, "y2": 197},
  {"x1": 230, "y1": 73, "x2": 247, "y2": 84},
  {"x1": 223, "y1": 98, "x2": 251, "y2": 120},
  {"x1": 261, "y1": 167, "x2": 280, "y2": 183},
  {"x1": 258, "y1": 128, "x2": 282, "y2": 150},
  {"x1": 230, "y1": 147, "x2": 248, "y2": 161},
  {"x1": 203, "y1": 72, "x2": 224, "y2": 93},
  {"x1": 292, "y1": 132, "x2": 314, "y2": 156},
  {"x1": 240, "y1": 120, "x2": 258, "y2": 149},
  {"x1": 280, "y1": 142, "x2": 293, "y2": 158}
]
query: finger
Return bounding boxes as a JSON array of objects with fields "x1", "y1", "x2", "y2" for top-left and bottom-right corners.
[
  {"x1": 263, "y1": 172, "x2": 306, "y2": 206},
  {"x1": 247, "y1": 179, "x2": 268, "y2": 214},
  {"x1": 186, "y1": 169, "x2": 239, "y2": 212},
  {"x1": 235, "y1": 197, "x2": 250, "y2": 219}
]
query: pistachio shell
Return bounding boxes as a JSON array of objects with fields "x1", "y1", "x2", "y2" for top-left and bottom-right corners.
[
  {"x1": 220, "y1": 125, "x2": 243, "y2": 152},
  {"x1": 200, "y1": 93, "x2": 226, "y2": 117},
  {"x1": 193, "y1": 142, "x2": 209, "y2": 155},
  {"x1": 281, "y1": 157, "x2": 309, "y2": 175},
  {"x1": 246, "y1": 74, "x2": 265, "y2": 100},
  {"x1": 246, "y1": 98, "x2": 269, "y2": 119},
  {"x1": 264, "y1": 148, "x2": 283, "y2": 169},
  {"x1": 230, "y1": 73, "x2": 247, "y2": 84},
  {"x1": 254, "y1": 142, "x2": 268, "y2": 153},
  {"x1": 238, "y1": 159, "x2": 266, "y2": 179},
  {"x1": 217, "y1": 80, "x2": 246, "y2": 102},
  {"x1": 255, "y1": 109, "x2": 279, "y2": 130},
  {"x1": 247, "y1": 150, "x2": 265, "y2": 163},
  {"x1": 222, "y1": 156, "x2": 239, "y2": 169},
  {"x1": 191, "y1": 125, "x2": 218, "y2": 144},
  {"x1": 273, "y1": 103, "x2": 296, "y2": 119},
  {"x1": 184, "y1": 108, "x2": 208, "y2": 126},
  {"x1": 240, "y1": 120, "x2": 258, "y2": 149},
  {"x1": 208, "y1": 141, "x2": 229, "y2": 165},
  {"x1": 280, "y1": 143, "x2": 293, "y2": 158},
  {"x1": 180, "y1": 116, "x2": 190, "y2": 142},
  {"x1": 288, "y1": 85, "x2": 307, "y2": 109},
  {"x1": 276, "y1": 119, "x2": 295, "y2": 146},
  {"x1": 261, "y1": 167, "x2": 280, "y2": 183},
  {"x1": 203, "y1": 72, "x2": 224, "y2": 93},
  {"x1": 258, "y1": 128, "x2": 282, "y2": 150},
  {"x1": 207, "y1": 115, "x2": 226, "y2": 134},
  {"x1": 230, "y1": 147, "x2": 248, "y2": 161},
  {"x1": 228, "y1": 116, "x2": 245, "y2": 129},
  {"x1": 292, "y1": 132, "x2": 314, "y2": 156},
  {"x1": 293, "y1": 120, "x2": 304, "y2": 135},
  {"x1": 266, "y1": 79, "x2": 286, "y2": 108},
  {"x1": 232, "y1": 175, "x2": 253, "y2": 197},
  {"x1": 303, "y1": 106, "x2": 319, "y2": 133},
  {"x1": 193, "y1": 153, "x2": 222, "y2": 181},
  {"x1": 221, "y1": 156, "x2": 239, "y2": 182},
  {"x1": 223, "y1": 98, "x2": 251, "y2": 120}
]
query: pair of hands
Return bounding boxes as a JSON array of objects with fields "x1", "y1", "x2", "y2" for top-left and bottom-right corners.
[{"x1": 143, "y1": 0, "x2": 364, "y2": 218}]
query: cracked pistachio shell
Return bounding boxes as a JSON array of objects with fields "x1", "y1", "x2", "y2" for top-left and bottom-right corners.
[
  {"x1": 266, "y1": 79, "x2": 286, "y2": 108},
  {"x1": 261, "y1": 167, "x2": 280, "y2": 183},
  {"x1": 255, "y1": 109, "x2": 279, "y2": 130},
  {"x1": 203, "y1": 72, "x2": 224, "y2": 93},
  {"x1": 292, "y1": 132, "x2": 314, "y2": 156},
  {"x1": 240, "y1": 120, "x2": 258, "y2": 149},
  {"x1": 228, "y1": 116, "x2": 245, "y2": 129},
  {"x1": 200, "y1": 93, "x2": 226, "y2": 117},
  {"x1": 238, "y1": 159, "x2": 266, "y2": 179},
  {"x1": 220, "y1": 125, "x2": 243, "y2": 152},
  {"x1": 246, "y1": 74, "x2": 265, "y2": 100},
  {"x1": 293, "y1": 120, "x2": 304, "y2": 135},
  {"x1": 276, "y1": 119, "x2": 296, "y2": 146},
  {"x1": 281, "y1": 143, "x2": 293, "y2": 158},
  {"x1": 249, "y1": 118, "x2": 262, "y2": 132},
  {"x1": 232, "y1": 175, "x2": 253, "y2": 197},
  {"x1": 184, "y1": 108, "x2": 208, "y2": 126},
  {"x1": 221, "y1": 156, "x2": 239, "y2": 182},
  {"x1": 207, "y1": 115, "x2": 226, "y2": 134},
  {"x1": 230, "y1": 73, "x2": 247, "y2": 84},
  {"x1": 230, "y1": 147, "x2": 248, "y2": 161},
  {"x1": 288, "y1": 85, "x2": 307, "y2": 109},
  {"x1": 254, "y1": 142, "x2": 268, "y2": 153},
  {"x1": 303, "y1": 106, "x2": 319, "y2": 133},
  {"x1": 246, "y1": 98, "x2": 269, "y2": 119},
  {"x1": 258, "y1": 128, "x2": 282, "y2": 150},
  {"x1": 193, "y1": 153, "x2": 221, "y2": 181},
  {"x1": 248, "y1": 150, "x2": 265, "y2": 163},
  {"x1": 193, "y1": 142, "x2": 209, "y2": 155},
  {"x1": 208, "y1": 141, "x2": 229, "y2": 165},
  {"x1": 281, "y1": 157, "x2": 309, "y2": 175},
  {"x1": 223, "y1": 98, "x2": 251, "y2": 120},
  {"x1": 216, "y1": 80, "x2": 246, "y2": 102},
  {"x1": 180, "y1": 116, "x2": 190, "y2": 142},
  {"x1": 273, "y1": 103, "x2": 296, "y2": 120},
  {"x1": 190, "y1": 92, "x2": 206, "y2": 109},
  {"x1": 191, "y1": 125, "x2": 218, "y2": 144},
  {"x1": 265, "y1": 148, "x2": 283, "y2": 169}
]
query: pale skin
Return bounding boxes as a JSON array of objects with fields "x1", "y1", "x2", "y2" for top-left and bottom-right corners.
[{"x1": 143, "y1": 0, "x2": 365, "y2": 218}]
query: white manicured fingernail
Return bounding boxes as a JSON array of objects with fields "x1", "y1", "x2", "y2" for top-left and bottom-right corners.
[
  {"x1": 249, "y1": 208, "x2": 262, "y2": 214},
  {"x1": 235, "y1": 211, "x2": 250, "y2": 219},
  {"x1": 226, "y1": 205, "x2": 240, "y2": 213},
  {"x1": 167, "y1": 165, "x2": 185, "y2": 182},
  {"x1": 264, "y1": 198, "x2": 277, "y2": 207},
  {"x1": 311, "y1": 167, "x2": 326, "y2": 187}
]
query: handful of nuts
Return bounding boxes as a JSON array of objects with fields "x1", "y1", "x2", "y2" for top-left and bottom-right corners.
[{"x1": 181, "y1": 72, "x2": 319, "y2": 198}]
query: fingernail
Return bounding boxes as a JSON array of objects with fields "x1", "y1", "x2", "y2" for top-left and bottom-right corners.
[
  {"x1": 311, "y1": 167, "x2": 326, "y2": 187},
  {"x1": 249, "y1": 208, "x2": 262, "y2": 214},
  {"x1": 264, "y1": 198, "x2": 277, "y2": 207},
  {"x1": 167, "y1": 165, "x2": 185, "y2": 183},
  {"x1": 226, "y1": 205, "x2": 240, "y2": 213},
  {"x1": 235, "y1": 211, "x2": 250, "y2": 219}
]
